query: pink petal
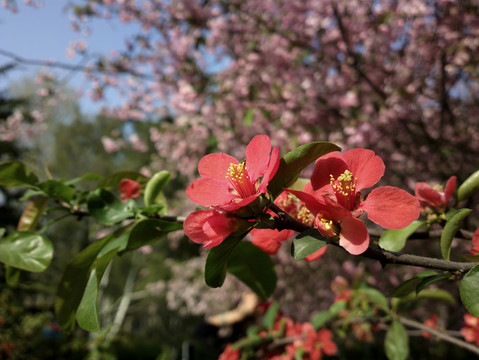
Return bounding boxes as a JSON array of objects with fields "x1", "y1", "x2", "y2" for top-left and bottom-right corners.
[
  {"x1": 339, "y1": 216, "x2": 370, "y2": 255},
  {"x1": 183, "y1": 209, "x2": 216, "y2": 245},
  {"x1": 360, "y1": 186, "x2": 420, "y2": 229},
  {"x1": 341, "y1": 148, "x2": 385, "y2": 190},
  {"x1": 310, "y1": 156, "x2": 348, "y2": 192},
  {"x1": 198, "y1": 153, "x2": 238, "y2": 179},
  {"x1": 245, "y1": 135, "x2": 273, "y2": 180},
  {"x1": 415, "y1": 182, "x2": 442, "y2": 208},
  {"x1": 186, "y1": 177, "x2": 236, "y2": 207},
  {"x1": 444, "y1": 176, "x2": 457, "y2": 205}
]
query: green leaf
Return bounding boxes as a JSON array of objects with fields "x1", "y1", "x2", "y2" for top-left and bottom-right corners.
[
  {"x1": 262, "y1": 301, "x2": 280, "y2": 329},
  {"x1": 66, "y1": 172, "x2": 103, "y2": 185},
  {"x1": 384, "y1": 321, "x2": 409, "y2": 360},
  {"x1": 55, "y1": 229, "x2": 128, "y2": 332},
  {"x1": 460, "y1": 264, "x2": 479, "y2": 316},
  {"x1": 143, "y1": 171, "x2": 171, "y2": 207},
  {"x1": 268, "y1": 142, "x2": 341, "y2": 198},
  {"x1": 458, "y1": 170, "x2": 479, "y2": 202},
  {"x1": 124, "y1": 219, "x2": 183, "y2": 252},
  {"x1": 441, "y1": 208, "x2": 472, "y2": 260},
  {"x1": 204, "y1": 233, "x2": 244, "y2": 288},
  {"x1": 5, "y1": 265, "x2": 21, "y2": 285},
  {"x1": 96, "y1": 171, "x2": 148, "y2": 189},
  {"x1": 17, "y1": 197, "x2": 49, "y2": 231},
  {"x1": 87, "y1": 189, "x2": 134, "y2": 225},
  {"x1": 243, "y1": 108, "x2": 254, "y2": 127},
  {"x1": 416, "y1": 274, "x2": 449, "y2": 294},
  {"x1": 0, "y1": 161, "x2": 38, "y2": 186},
  {"x1": 379, "y1": 220, "x2": 426, "y2": 252},
  {"x1": 0, "y1": 231, "x2": 53, "y2": 272},
  {"x1": 311, "y1": 310, "x2": 335, "y2": 330},
  {"x1": 292, "y1": 229, "x2": 327, "y2": 261},
  {"x1": 227, "y1": 241, "x2": 277, "y2": 300},
  {"x1": 38, "y1": 180, "x2": 76, "y2": 203},
  {"x1": 359, "y1": 288, "x2": 390, "y2": 311},
  {"x1": 388, "y1": 278, "x2": 422, "y2": 298},
  {"x1": 76, "y1": 248, "x2": 118, "y2": 332}
]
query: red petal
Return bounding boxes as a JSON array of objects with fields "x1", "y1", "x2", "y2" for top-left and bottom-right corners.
[
  {"x1": 198, "y1": 153, "x2": 238, "y2": 179},
  {"x1": 245, "y1": 135, "x2": 273, "y2": 180},
  {"x1": 186, "y1": 177, "x2": 236, "y2": 207},
  {"x1": 257, "y1": 145, "x2": 280, "y2": 193},
  {"x1": 304, "y1": 246, "x2": 327, "y2": 262},
  {"x1": 444, "y1": 176, "x2": 457, "y2": 205},
  {"x1": 339, "y1": 216, "x2": 370, "y2": 255},
  {"x1": 251, "y1": 228, "x2": 292, "y2": 254},
  {"x1": 119, "y1": 179, "x2": 141, "y2": 201},
  {"x1": 360, "y1": 186, "x2": 420, "y2": 229},
  {"x1": 184, "y1": 210, "x2": 216, "y2": 245},
  {"x1": 310, "y1": 156, "x2": 348, "y2": 192},
  {"x1": 342, "y1": 148, "x2": 385, "y2": 190},
  {"x1": 415, "y1": 182, "x2": 442, "y2": 208}
]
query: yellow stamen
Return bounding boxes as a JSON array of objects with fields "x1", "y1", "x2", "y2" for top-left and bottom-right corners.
[{"x1": 225, "y1": 162, "x2": 256, "y2": 198}]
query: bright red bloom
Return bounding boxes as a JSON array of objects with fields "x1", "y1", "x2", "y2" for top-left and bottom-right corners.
[
  {"x1": 186, "y1": 135, "x2": 280, "y2": 211},
  {"x1": 119, "y1": 178, "x2": 141, "y2": 201},
  {"x1": 183, "y1": 209, "x2": 247, "y2": 248},
  {"x1": 250, "y1": 228, "x2": 294, "y2": 255},
  {"x1": 218, "y1": 343, "x2": 240, "y2": 360},
  {"x1": 461, "y1": 313, "x2": 479, "y2": 346},
  {"x1": 415, "y1": 176, "x2": 457, "y2": 212},
  {"x1": 469, "y1": 228, "x2": 479, "y2": 255},
  {"x1": 290, "y1": 148, "x2": 420, "y2": 255}
]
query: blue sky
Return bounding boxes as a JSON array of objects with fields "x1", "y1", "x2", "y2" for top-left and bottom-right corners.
[{"x1": 0, "y1": 1, "x2": 137, "y2": 113}]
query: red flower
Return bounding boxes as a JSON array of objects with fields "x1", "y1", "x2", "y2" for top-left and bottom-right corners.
[
  {"x1": 289, "y1": 149, "x2": 420, "y2": 255},
  {"x1": 422, "y1": 314, "x2": 438, "y2": 339},
  {"x1": 119, "y1": 178, "x2": 141, "y2": 201},
  {"x1": 469, "y1": 228, "x2": 479, "y2": 255},
  {"x1": 186, "y1": 135, "x2": 280, "y2": 211},
  {"x1": 461, "y1": 313, "x2": 479, "y2": 346},
  {"x1": 183, "y1": 209, "x2": 248, "y2": 248},
  {"x1": 218, "y1": 343, "x2": 240, "y2": 360},
  {"x1": 415, "y1": 176, "x2": 457, "y2": 212},
  {"x1": 250, "y1": 228, "x2": 294, "y2": 255}
]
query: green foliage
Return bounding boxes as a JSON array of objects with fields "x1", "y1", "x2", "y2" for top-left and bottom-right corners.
[
  {"x1": 292, "y1": 229, "x2": 327, "y2": 260},
  {"x1": 388, "y1": 270, "x2": 451, "y2": 298},
  {"x1": 227, "y1": 241, "x2": 277, "y2": 300},
  {"x1": 440, "y1": 208, "x2": 471, "y2": 260},
  {"x1": 87, "y1": 189, "x2": 135, "y2": 225},
  {"x1": 0, "y1": 160, "x2": 39, "y2": 186},
  {"x1": 124, "y1": 218, "x2": 183, "y2": 252},
  {"x1": 460, "y1": 264, "x2": 479, "y2": 317},
  {"x1": 457, "y1": 170, "x2": 479, "y2": 202},
  {"x1": 268, "y1": 141, "x2": 340, "y2": 198},
  {"x1": 384, "y1": 321, "x2": 409, "y2": 360},
  {"x1": 379, "y1": 220, "x2": 426, "y2": 252},
  {"x1": 0, "y1": 231, "x2": 53, "y2": 272},
  {"x1": 143, "y1": 170, "x2": 171, "y2": 206}
]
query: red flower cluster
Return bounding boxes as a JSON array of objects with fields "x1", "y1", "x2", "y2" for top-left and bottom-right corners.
[
  {"x1": 461, "y1": 313, "x2": 479, "y2": 345},
  {"x1": 289, "y1": 149, "x2": 420, "y2": 254},
  {"x1": 184, "y1": 135, "x2": 280, "y2": 247},
  {"x1": 422, "y1": 314, "x2": 438, "y2": 339}
]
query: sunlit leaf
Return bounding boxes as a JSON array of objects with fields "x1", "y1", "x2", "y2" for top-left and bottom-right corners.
[
  {"x1": 0, "y1": 231, "x2": 53, "y2": 272},
  {"x1": 292, "y1": 229, "x2": 327, "y2": 261},
  {"x1": 17, "y1": 197, "x2": 49, "y2": 231},
  {"x1": 457, "y1": 170, "x2": 479, "y2": 203},
  {"x1": 441, "y1": 208, "x2": 471, "y2": 260},
  {"x1": 379, "y1": 220, "x2": 426, "y2": 252},
  {"x1": 384, "y1": 321, "x2": 409, "y2": 360},
  {"x1": 311, "y1": 311, "x2": 335, "y2": 330},
  {"x1": 0, "y1": 161, "x2": 38, "y2": 187},
  {"x1": 227, "y1": 241, "x2": 277, "y2": 300},
  {"x1": 268, "y1": 142, "x2": 340, "y2": 198},
  {"x1": 460, "y1": 264, "x2": 479, "y2": 316},
  {"x1": 143, "y1": 170, "x2": 171, "y2": 207}
]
